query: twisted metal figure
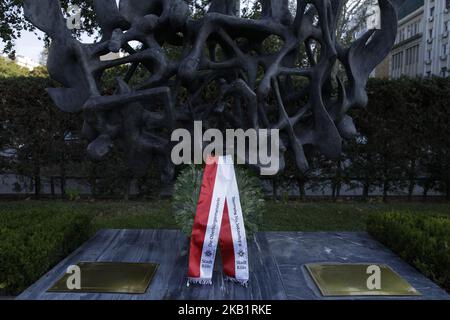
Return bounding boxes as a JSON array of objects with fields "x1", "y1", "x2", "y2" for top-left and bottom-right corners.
[{"x1": 23, "y1": 0, "x2": 404, "y2": 184}]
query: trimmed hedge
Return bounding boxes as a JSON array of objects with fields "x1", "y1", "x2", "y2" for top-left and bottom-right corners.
[
  {"x1": 0, "y1": 208, "x2": 92, "y2": 295},
  {"x1": 367, "y1": 212, "x2": 450, "y2": 292},
  {"x1": 2, "y1": 76, "x2": 450, "y2": 200}
]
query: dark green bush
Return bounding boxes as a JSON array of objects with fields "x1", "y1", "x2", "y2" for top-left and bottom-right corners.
[
  {"x1": 2, "y1": 75, "x2": 450, "y2": 200},
  {"x1": 0, "y1": 208, "x2": 92, "y2": 295},
  {"x1": 367, "y1": 212, "x2": 450, "y2": 292}
]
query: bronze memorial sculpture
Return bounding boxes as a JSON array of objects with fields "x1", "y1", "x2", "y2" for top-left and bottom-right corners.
[{"x1": 23, "y1": 0, "x2": 405, "y2": 184}]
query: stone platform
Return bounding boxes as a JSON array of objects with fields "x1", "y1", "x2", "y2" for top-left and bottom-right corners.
[{"x1": 17, "y1": 230, "x2": 449, "y2": 300}]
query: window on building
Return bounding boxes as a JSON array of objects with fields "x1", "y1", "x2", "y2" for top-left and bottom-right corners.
[
  {"x1": 430, "y1": 7, "x2": 435, "y2": 16},
  {"x1": 405, "y1": 46, "x2": 418, "y2": 66},
  {"x1": 405, "y1": 45, "x2": 419, "y2": 67},
  {"x1": 406, "y1": 48, "x2": 410, "y2": 66},
  {"x1": 427, "y1": 71, "x2": 432, "y2": 78},
  {"x1": 395, "y1": 52, "x2": 403, "y2": 71},
  {"x1": 429, "y1": 28, "x2": 433, "y2": 38},
  {"x1": 441, "y1": 67, "x2": 448, "y2": 77},
  {"x1": 392, "y1": 52, "x2": 404, "y2": 72},
  {"x1": 443, "y1": 44, "x2": 448, "y2": 56},
  {"x1": 428, "y1": 49, "x2": 432, "y2": 60},
  {"x1": 400, "y1": 29, "x2": 405, "y2": 42},
  {"x1": 445, "y1": 21, "x2": 449, "y2": 32},
  {"x1": 413, "y1": 45, "x2": 419, "y2": 63},
  {"x1": 446, "y1": 0, "x2": 450, "y2": 9}
]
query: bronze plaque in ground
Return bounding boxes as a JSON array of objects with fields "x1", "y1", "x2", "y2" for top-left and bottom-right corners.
[
  {"x1": 305, "y1": 264, "x2": 421, "y2": 297},
  {"x1": 48, "y1": 262, "x2": 158, "y2": 294}
]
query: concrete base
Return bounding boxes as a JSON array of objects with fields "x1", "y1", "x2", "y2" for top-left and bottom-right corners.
[{"x1": 17, "y1": 230, "x2": 449, "y2": 300}]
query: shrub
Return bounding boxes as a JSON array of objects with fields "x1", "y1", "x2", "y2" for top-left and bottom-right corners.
[
  {"x1": 66, "y1": 188, "x2": 82, "y2": 201},
  {"x1": 172, "y1": 165, "x2": 265, "y2": 237},
  {"x1": 0, "y1": 207, "x2": 92, "y2": 295},
  {"x1": 367, "y1": 212, "x2": 450, "y2": 292}
]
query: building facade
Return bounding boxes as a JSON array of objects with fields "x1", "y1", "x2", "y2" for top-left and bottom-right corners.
[
  {"x1": 423, "y1": 0, "x2": 450, "y2": 77},
  {"x1": 14, "y1": 55, "x2": 41, "y2": 70},
  {"x1": 389, "y1": 0, "x2": 450, "y2": 78},
  {"x1": 390, "y1": 0, "x2": 425, "y2": 78},
  {"x1": 1, "y1": 53, "x2": 41, "y2": 71}
]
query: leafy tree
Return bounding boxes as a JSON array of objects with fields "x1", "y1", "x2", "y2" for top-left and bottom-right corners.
[
  {"x1": 0, "y1": 0, "x2": 98, "y2": 53},
  {"x1": 337, "y1": 0, "x2": 376, "y2": 46},
  {"x1": 418, "y1": 77, "x2": 450, "y2": 200},
  {"x1": 0, "y1": 56, "x2": 28, "y2": 77},
  {"x1": 0, "y1": 76, "x2": 82, "y2": 197},
  {"x1": 1, "y1": 1, "x2": 448, "y2": 201},
  {"x1": 345, "y1": 78, "x2": 416, "y2": 202},
  {"x1": 1, "y1": 1, "x2": 371, "y2": 53},
  {"x1": 345, "y1": 77, "x2": 450, "y2": 201}
]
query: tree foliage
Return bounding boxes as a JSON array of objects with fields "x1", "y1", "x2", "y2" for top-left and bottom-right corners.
[
  {"x1": 368, "y1": 211, "x2": 450, "y2": 292},
  {"x1": 276, "y1": 76, "x2": 450, "y2": 201},
  {"x1": 1, "y1": 0, "x2": 370, "y2": 53},
  {"x1": 1, "y1": 74, "x2": 449, "y2": 200},
  {"x1": 0, "y1": 55, "x2": 28, "y2": 77},
  {"x1": 0, "y1": 1, "x2": 448, "y2": 200},
  {"x1": 1, "y1": 0, "x2": 99, "y2": 53},
  {"x1": 0, "y1": 75, "x2": 82, "y2": 196}
]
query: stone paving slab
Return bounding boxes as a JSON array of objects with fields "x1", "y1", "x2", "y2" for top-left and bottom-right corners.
[{"x1": 17, "y1": 230, "x2": 449, "y2": 300}]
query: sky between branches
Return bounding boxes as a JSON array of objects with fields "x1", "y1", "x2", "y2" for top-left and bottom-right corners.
[{"x1": 0, "y1": 0, "x2": 371, "y2": 63}]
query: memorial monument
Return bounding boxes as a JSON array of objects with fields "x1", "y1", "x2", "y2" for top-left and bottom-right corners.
[
  {"x1": 23, "y1": 0, "x2": 405, "y2": 184},
  {"x1": 16, "y1": 1, "x2": 450, "y2": 300}
]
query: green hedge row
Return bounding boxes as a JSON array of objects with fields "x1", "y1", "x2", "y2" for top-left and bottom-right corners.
[
  {"x1": 2, "y1": 76, "x2": 450, "y2": 200},
  {"x1": 367, "y1": 212, "x2": 450, "y2": 292},
  {"x1": 0, "y1": 208, "x2": 92, "y2": 295}
]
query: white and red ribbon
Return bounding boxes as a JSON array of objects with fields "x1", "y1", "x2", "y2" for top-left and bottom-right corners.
[{"x1": 188, "y1": 155, "x2": 249, "y2": 286}]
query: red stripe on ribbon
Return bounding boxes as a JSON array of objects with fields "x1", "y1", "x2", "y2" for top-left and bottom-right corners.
[
  {"x1": 219, "y1": 202, "x2": 236, "y2": 278},
  {"x1": 188, "y1": 159, "x2": 218, "y2": 279}
]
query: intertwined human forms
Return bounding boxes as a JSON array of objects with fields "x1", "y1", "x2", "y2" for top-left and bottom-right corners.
[{"x1": 23, "y1": 0, "x2": 402, "y2": 183}]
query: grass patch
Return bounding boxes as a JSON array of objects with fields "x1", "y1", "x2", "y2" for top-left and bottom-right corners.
[
  {"x1": 0, "y1": 200, "x2": 177, "y2": 233},
  {"x1": 1, "y1": 200, "x2": 449, "y2": 233},
  {"x1": 89, "y1": 201, "x2": 178, "y2": 231},
  {"x1": 262, "y1": 201, "x2": 450, "y2": 232}
]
